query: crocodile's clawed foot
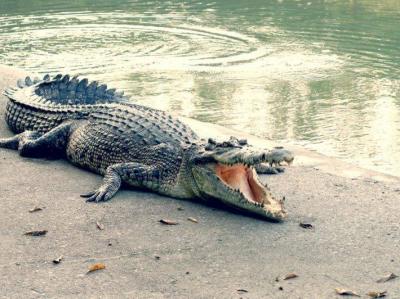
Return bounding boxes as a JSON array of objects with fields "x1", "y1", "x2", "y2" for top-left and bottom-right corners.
[
  {"x1": 0, "y1": 136, "x2": 19, "y2": 150},
  {"x1": 81, "y1": 187, "x2": 117, "y2": 203},
  {"x1": 81, "y1": 165, "x2": 122, "y2": 203}
]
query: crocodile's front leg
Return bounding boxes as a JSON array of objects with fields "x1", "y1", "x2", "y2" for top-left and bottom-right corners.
[
  {"x1": 81, "y1": 162, "x2": 163, "y2": 203},
  {"x1": 0, "y1": 121, "x2": 74, "y2": 158},
  {"x1": 0, "y1": 133, "x2": 35, "y2": 150}
]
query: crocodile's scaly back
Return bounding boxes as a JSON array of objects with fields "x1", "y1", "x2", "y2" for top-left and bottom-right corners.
[{"x1": 3, "y1": 74, "x2": 199, "y2": 145}]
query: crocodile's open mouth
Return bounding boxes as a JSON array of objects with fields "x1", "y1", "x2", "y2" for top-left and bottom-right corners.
[
  {"x1": 192, "y1": 160, "x2": 286, "y2": 220},
  {"x1": 212, "y1": 162, "x2": 286, "y2": 220},
  {"x1": 215, "y1": 163, "x2": 266, "y2": 204}
]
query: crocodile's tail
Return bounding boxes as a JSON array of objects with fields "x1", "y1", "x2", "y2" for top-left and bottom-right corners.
[
  {"x1": 3, "y1": 73, "x2": 129, "y2": 134},
  {"x1": 4, "y1": 73, "x2": 128, "y2": 107}
]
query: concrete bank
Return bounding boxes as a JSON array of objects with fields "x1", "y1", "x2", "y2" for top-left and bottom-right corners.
[{"x1": 0, "y1": 65, "x2": 399, "y2": 298}]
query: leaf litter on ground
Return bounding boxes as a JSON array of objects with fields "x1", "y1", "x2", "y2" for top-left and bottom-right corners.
[
  {"x1": 53, "y1": 256, "x2": 63, "y2": 264},
  {"x1": 377, "y1": 273, "x2": 397, "y2": 283},
  {"x1": 87, "y1": 263, "x2": 106, "y2": 274},
  {"x1": 367, "y1": 291, "x2": 387, "y2": 298},
  {"x1": 299, "y1": 223, "x2": 313, "y2": 229},
  {"x1": 283, "y1": 272, "x2": 298, "y2": 280},
  {"x1": 160, "y1": 219, "x2": 178, "y2": 225},
  {"x1": 96, "y1": 221, "x2": 105, "y2": 230},
  {"x1": 24, "y1": 230, "x2": 47, "y2": 236},
  {"x1": 29, "y1": 207, "x2": 44, "y2": 213},
  {"x1": 335, "y1": 288, "x2": 360, "y2": 297}
]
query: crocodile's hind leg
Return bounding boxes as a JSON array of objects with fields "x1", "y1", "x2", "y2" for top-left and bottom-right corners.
[
  {"x1": 0, "y1": 121, "x2": 73, "y2": 158},
  {"x1": 81, "y1": 162, "x2": 163, "y2": 202}
]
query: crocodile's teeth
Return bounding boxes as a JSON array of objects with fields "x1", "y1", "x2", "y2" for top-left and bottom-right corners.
[
  {"x1": 17, "y1": 79, "x2": 25, "y2": 88},
  {"x1": 61, "y1": 74, "x2": 70, "y2": 84},
  {"x1": 115, "y1": 90, "x2": 124, "y2": 97},
  {"x1": 25, "y1": 76, "x2": 33, "y2": 86}
]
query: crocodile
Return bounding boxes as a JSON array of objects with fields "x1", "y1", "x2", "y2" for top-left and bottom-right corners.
[{"x1": 0, "y1": 74, "x2": 294, "y2": 221}]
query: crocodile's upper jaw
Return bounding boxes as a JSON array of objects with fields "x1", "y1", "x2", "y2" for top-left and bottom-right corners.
[{"x1": 191, "y1": 161, "x2": 286, "y2": 221}]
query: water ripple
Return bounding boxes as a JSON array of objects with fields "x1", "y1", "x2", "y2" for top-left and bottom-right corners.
[{"x1": 0, "y1": 2, "x2": 399, "y2": 177}]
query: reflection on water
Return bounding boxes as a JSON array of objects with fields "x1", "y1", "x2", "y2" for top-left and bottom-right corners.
[{"x1": 0, "y1": 0, "x2": 399, "y2": 176}]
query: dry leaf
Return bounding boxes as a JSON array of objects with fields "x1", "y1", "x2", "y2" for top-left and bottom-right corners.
[
  {"x1": 87, "y1": 263, "x2": 106, "y2": 273},
  {"x1": 187, "y1": 217, "x2": 198, "y2": 223},
  {"x1": 29, "y1": 207, "x2": 44, "y2": 213},
  {"x1": 299, "y1": 223, "x2": 313, "y2": 229},
  {"x1": 96, "y1": 221, "x2": 105, "y2": 230},
  {"x1": 283, "y1": 272, "x2": 298, "y2": 280},
  {"x1": 160, "y1": 219, "x2": 178, "y2": 225},
  {"x1": 377, "y1": 273, "x2": 398, "y2": 283},
  {"x1": 335, "y1": 288, "x2": 360, "y2": 297},
  {"x1": 53, "y1": 256, "x2": 63, "y2": 264},
  {"x1": 367, "y1": 291, "x2": 387, "y2": 298},
  {"x1": 24, "y1": 230, "x2": 47, "y2": 236},
  {"x1": 237, "y1": 289, "x2": 248, "y2": 293}
]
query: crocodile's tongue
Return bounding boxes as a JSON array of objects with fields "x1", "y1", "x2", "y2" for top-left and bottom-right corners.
[{"x1": 215, "y1": 163, "x2": 265, "y2": 204}]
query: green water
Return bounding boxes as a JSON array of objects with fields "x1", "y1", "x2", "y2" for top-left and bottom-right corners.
[{"x1": 0, "y1": 0, "x2": 399, "y2": 176}]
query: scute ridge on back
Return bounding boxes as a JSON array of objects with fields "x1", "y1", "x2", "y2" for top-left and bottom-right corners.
[{"x1": 6, "y1": 73, "x2": 128, "y2": 108}]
